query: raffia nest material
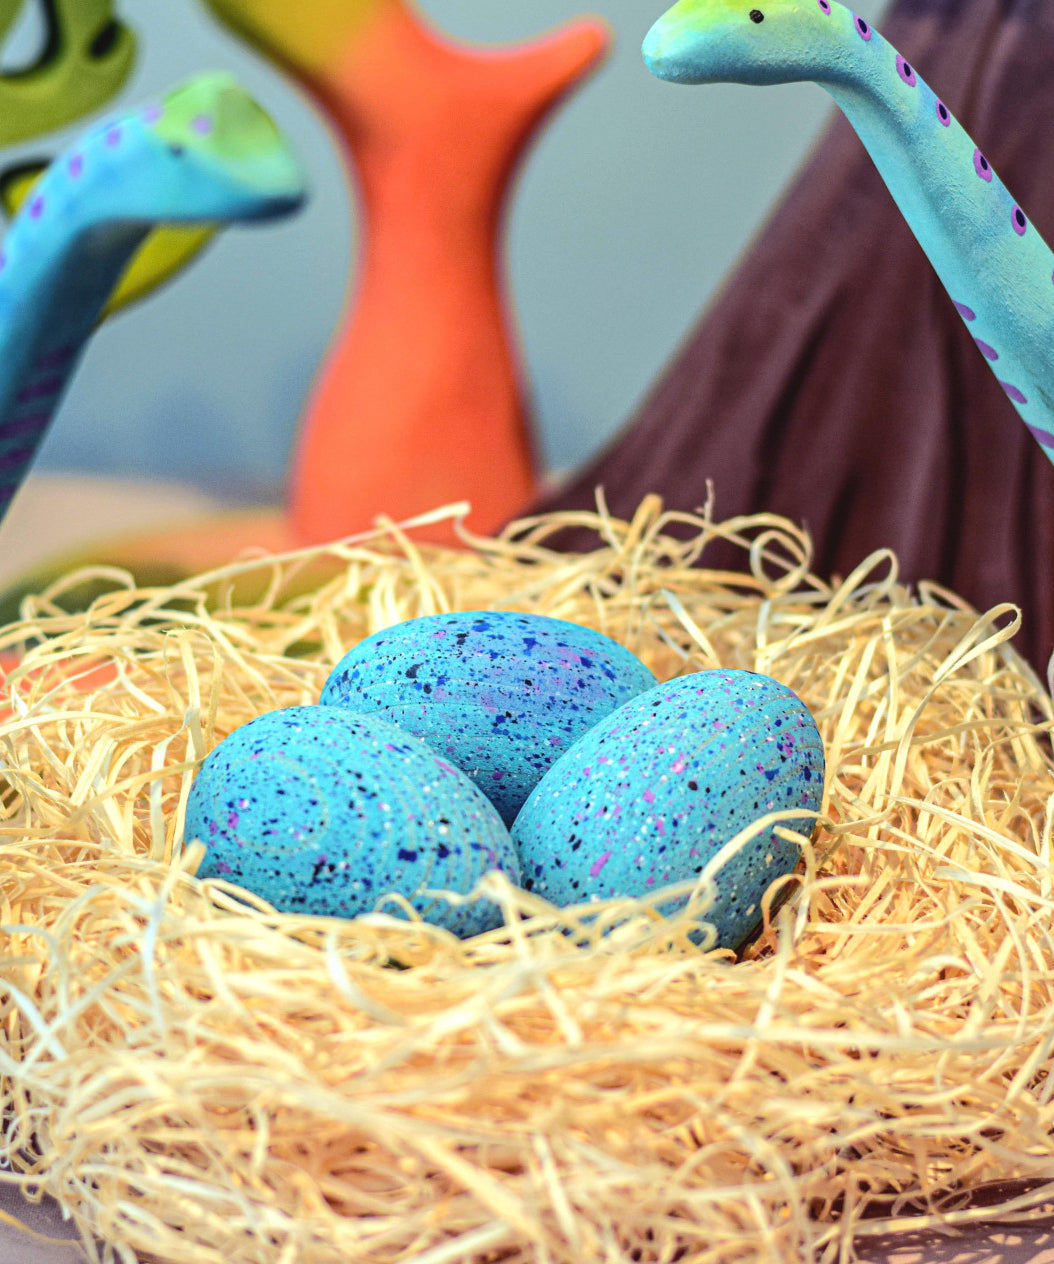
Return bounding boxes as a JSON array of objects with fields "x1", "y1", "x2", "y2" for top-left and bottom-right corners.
[{"x1": 1, "y1": 494, "x2": 1053, "y2": 1264}]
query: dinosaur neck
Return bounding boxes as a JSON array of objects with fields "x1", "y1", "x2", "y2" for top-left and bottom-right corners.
[
  {"x1": 0, "y1": 134, "x2": 151, "y2": 512},
  {"x1": 818, "y1": 10, "x2": 1054, "y2": 447}
]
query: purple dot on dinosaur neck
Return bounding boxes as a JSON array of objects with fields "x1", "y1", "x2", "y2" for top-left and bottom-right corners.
[
  {"x1": 936, "y1": 99, "x2": 950, "y2": 126},
  {"x1": 1027, "y1": 423, "x2": 1054, "y2": 447},
  {"x1": 853, "y1": 14, "x2": 872, "y2": 39},
  {"x1": 953, "y1": 301, "x2": 976, "y2": 321},
  {"x1": 973, "y1": 148, "x2": 992, "y2": 182},
  {"x1": 106, "y1": 126, "x2": 122, "y2": 147},
  {"x1": 0, "y1": 252, "x2": 6, "y2": 272},
  {"x1": 817, "y1": 0, "x2": 831, "y2": 12},
  {"x1": 1012, "y1": 206, "x2": 1027, "y2": 235},
  {"x1": 68, "y1": 154, "x2": 84, "y2": 179},
  {"x1": 974, "y1": 338, "x2": 999, "y2": 361},
  {"x1": 29, "y1": 197, "x2": 44, "y2": 219},
  {"x1": 191, "y1": 114, "x2": 214, "y2": 136},
  {"x1": 896, "y1": 54, "x2": 916, "y2": 86},
  {"x1": 1001, "y1": 381, "x2": 1028, "y2": 404},
  {"x1": 142, "y1": 103, "x2": 163, "y2": 124}
]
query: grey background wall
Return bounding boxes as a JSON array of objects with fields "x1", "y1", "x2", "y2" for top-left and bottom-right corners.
[{"x1": 1, "y1": 0, "x2": 889, "y2": 502}]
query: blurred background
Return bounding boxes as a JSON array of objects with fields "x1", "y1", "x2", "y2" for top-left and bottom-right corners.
[{"x1": 0, "y1": 0, "x2": 889, "y2": 512}]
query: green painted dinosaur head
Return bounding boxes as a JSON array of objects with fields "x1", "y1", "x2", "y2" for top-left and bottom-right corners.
[
  {"x1": 126, "y1": 72, "x2": 308, "y2": 223},
  {"x1": 642, "y1": 0, "x2": 847, "y2": 87}
]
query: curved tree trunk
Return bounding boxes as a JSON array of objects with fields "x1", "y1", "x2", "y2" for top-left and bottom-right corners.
[{"x1": 531, "y1": 0, "x2": 1054, "y2": 672}]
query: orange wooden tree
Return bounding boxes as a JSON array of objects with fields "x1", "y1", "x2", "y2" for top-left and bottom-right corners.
[{"x1": 206, "y1": 0, "x2": 610, "y2": 542}]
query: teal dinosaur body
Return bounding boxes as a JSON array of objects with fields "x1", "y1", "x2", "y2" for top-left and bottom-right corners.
[
  {"x1": 642, "y1": 0, "x2": 1054, "y2": 460},
  {"x1": 0, "y1": 71, "x2": 306, "y2": 519}
]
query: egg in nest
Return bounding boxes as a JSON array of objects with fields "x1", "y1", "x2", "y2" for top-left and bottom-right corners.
[
  {"x1": 511, "y1": 669, "x2": 825, "y2": 950},
  {"x1": 184, "y1": 704, "x2": 519, "y2": 937}
]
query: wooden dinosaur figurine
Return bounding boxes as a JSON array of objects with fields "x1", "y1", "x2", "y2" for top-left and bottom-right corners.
[
  {"x1": 642, "y1": 0, "x2": 1054, "y2": 462},
  {"x1": 0, "y1": 72, "x2": 306, "y2": 521}
]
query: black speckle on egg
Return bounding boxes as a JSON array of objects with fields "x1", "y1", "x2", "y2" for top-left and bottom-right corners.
[{"x1": 320, "y1": 611, "x2": 657, "y2": 825}]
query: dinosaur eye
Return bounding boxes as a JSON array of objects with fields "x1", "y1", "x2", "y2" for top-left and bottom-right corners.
[
  {"x1": 168, "y1": 144, "x2": 186, "y2": 158},
  {"x1": 749, "y1": 9, "x2": 765, "y2": 21},
  {"x1": 88, "y1": 20, "x2": 121, "y2": 59},
  {"x1": 817, "y1": 0, "x2": 832, "y2": 12}
]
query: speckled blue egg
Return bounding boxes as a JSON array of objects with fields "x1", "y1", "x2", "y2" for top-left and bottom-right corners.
[
  {"x1": 184, "y1": 705, "x2": 521, "y2": 937},
  {"x1": 511, "y1": 669, "x2": 825, "y2": 951},
  {"x1": 320, "y1": 612, "x2": 657, "y2": 826}
]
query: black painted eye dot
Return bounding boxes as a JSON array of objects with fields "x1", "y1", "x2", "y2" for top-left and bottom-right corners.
[
  {"x1": 749, "y1": 8, "x2": 765, "y2": 21},
  {"x1": 88, "y1": 19, "x2": 121, "y2": 59},
  {"x1": 168, "y1": 144, "x2": 186, "y2": 158}
]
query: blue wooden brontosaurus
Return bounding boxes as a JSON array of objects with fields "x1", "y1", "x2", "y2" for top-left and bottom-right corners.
[
  {"x1": 642, "y1": 0, "x2": 1054, "y2": 462},
  {"x1": 0, "y1": 71, "x2": 306, "y2": 522}
]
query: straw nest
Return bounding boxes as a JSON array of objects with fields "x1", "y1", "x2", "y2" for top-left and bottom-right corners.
[{"x1": 1, "y1": 495, "x2": 1053, "y2": 1264}]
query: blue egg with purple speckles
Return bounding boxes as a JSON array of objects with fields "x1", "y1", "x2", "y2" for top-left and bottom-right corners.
[
  {"x1": 320, "y1": 612, "x2": 657, "y2": 826},
  {"x1": 184, "y1": 705, "x2": 520, "y2": 937},
  {"x1": 511, "y1": 669, "x2": 825, "y2": 951}
]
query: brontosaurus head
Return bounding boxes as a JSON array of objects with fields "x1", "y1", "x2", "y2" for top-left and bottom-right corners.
[
  {"x1": 642, "y1": 0, "x2": 847, "y2": 87},
  {"x1": 129, "y1": 72, "x2": 307, "y2": 223}
]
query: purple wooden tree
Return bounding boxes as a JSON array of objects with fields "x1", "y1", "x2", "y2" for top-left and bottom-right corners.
[{"x1": 531, "y1": 0, "x2": 1054, "y2": 671}]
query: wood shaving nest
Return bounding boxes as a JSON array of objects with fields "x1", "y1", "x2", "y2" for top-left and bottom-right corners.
[{"x1": 0, "y1": 494, "x2": 1053, "y2": 1264}]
